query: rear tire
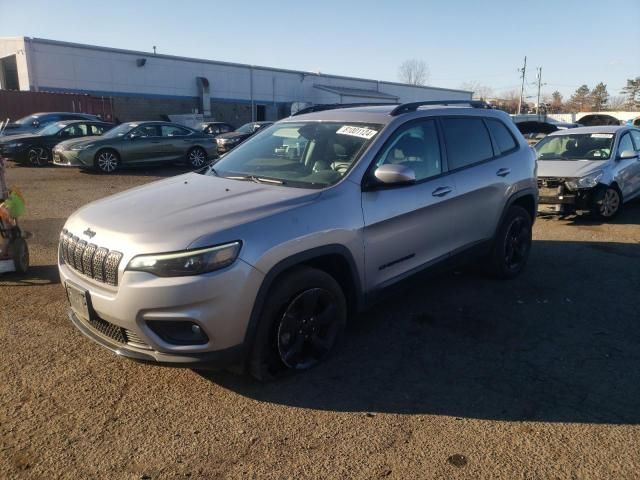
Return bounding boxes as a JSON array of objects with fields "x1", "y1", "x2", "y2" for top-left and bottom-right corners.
[
  {"x1": 187, "y1": 147, "x2": 207, "y2": 169},
  {"x1": 27, "y1": 147, "x2": 50, "y2": 167},
  {"x1": 94, "y1": 149, "x2": 120, "y2": 174},
  {"x1": 488, "y1": 205, "x2": 532, "y2": 279},
  {"x1": 9, "y1": 237, "x2": 29, "y2": 274},
  {"x1": 248, "y1": 267, "x2": 347, "y2": 381}
]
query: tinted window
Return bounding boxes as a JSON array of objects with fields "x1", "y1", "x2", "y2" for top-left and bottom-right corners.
[
  {"x1": 89, "y1": 124, "x2": 107, "y2": 135},
  {"x1": 618, "y1": 133, "x2": 634, "y2": 155},
  {"x1": 161, "y1": 125, "x2": 190, "y2": 137},
  {"x1": 441, "y1": 118, "x2": 494, "y2": 169},
  {"x1": 486, "y1": 119, "x2": 517, "y2": 154},
  {"x1": 60, "y1": 124, "x2": 88, "y2": 137},
  {"x1": 131, "y1": 125, "x2": 160, "y2": 137},
  {"x1": 376, "y1": 119, "x2": 442, "y2": 181},
  {"x1": 629, "y1": 130, "x2": 640, "y2": 150},
  {"x1": 221, "y1": 124, "x2": 233, "y2": 133}
]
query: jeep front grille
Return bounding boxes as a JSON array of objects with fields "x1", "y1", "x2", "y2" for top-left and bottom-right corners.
[
  {"x1": 60, "y1": 229, "x2": 123, "y2": 286},
  {"x1": 537, "y1": 177, "x2": 565, "y2": 189}
]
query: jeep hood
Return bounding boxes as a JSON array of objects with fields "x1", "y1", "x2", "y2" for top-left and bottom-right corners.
[
  {"x1": 537, "y1": 159, "x2": 607, "y2": 178},
  {"x1": 64, "y1": 173, "x2": 321, "y2": 254}
]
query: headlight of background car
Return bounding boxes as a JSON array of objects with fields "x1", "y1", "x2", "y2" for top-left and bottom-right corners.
[
  {"x1": 126, "y1": 241, "x2": 241, "y2": 277},
  {"x1": 70, "y1": 143, "x2": 94, "y2": 151},
  {"x1": 565, "y1": 171, "x2": 604, "y2": 191}
]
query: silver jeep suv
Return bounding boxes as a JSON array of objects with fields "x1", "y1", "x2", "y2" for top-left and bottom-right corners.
[{"x1": 58, "y1": 101, "x2": 538, "y2": 379}]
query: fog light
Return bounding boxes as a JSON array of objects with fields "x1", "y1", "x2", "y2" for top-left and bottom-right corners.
[{"x1": 147, "y1": 320, "x2": 209, "y2": 345}]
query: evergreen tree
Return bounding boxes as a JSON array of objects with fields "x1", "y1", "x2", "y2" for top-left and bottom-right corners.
[
  {"x1": 621, "y1": 77, "x2": 640, "y2": 110},
  {"x1": 567, "y1": 85, "x2": 591, "y2": 112},
  {"x1": 590, "y1": 82, "x2": 609, "y2": 111}
]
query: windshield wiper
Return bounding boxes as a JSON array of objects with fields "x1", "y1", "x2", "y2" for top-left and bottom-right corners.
[{"x1": 225, "y1": 175, "x2": 284, "y2": 185}]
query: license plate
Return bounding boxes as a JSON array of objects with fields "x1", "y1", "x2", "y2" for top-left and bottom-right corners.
[{"x1": 66, "y1": 283, "x2": 91, "y2": 321}]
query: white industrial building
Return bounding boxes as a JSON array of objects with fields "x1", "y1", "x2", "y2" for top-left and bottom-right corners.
[{"x1": 0, "y1": 36, "x2": 471, "y2": 124}]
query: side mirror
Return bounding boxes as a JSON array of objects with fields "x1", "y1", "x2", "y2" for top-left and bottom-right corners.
[
  {"x1": 373, "y1": 164, "x2": 416, "y2": 185},
  {"x1": 618, "y1": 150, "x2": 638, "y2": 160}
]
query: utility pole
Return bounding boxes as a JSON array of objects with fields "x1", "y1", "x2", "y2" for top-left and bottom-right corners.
[
  {"x1": 536, "y1": 67, "x2": 542, "y2": 117},
  {"x1": 517, "y1": 56, "x2": 527, "y2": 115},
  {"x1": 153, "y1": 46, "x2": 157, "y2": 55}
]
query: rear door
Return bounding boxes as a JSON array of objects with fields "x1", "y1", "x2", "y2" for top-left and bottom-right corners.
[
  {"x1": 361, "y1": 118, "x2": 462, "y2": 290},
  {"x1": 440, "y1": 116, "x2": 516, "y2": 247},
  {"x1": 160, "y1": 124, "x2": 194, "y2": 161}
]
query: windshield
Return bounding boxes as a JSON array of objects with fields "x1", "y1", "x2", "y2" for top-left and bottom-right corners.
[
  {"x1": 101, "y1": 123, "x2": 135, "y2": 139},
  {"x1": 205, "y1": 121, "x2": 382, "y2": 188},
  {"x1": 534, "y1": 133, "x2": 615, "y2": 160},
  {"x1": 236, "y1": 123, "x2": 257, "y2": 134},
  {"x1": 38, "y1": 122, "x2": 66, "y2": 136}
]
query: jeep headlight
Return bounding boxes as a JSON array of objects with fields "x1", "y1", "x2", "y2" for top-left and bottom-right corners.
[
  {"x1": 126, "y1": 241, "x2": 241, "y2": 277},
  {"x1": 565, "y1": 171, "x2": 603, "y2": 191},
  {"x1": 70, "y1": 143, "x2": 94, "y2": 151}
]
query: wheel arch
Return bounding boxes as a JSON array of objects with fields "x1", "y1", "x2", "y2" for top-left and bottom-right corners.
[{"x1": 243, "y1": 245, "x2": 363, "y2": 350}]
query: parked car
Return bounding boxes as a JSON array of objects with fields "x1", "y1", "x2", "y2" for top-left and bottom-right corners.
[
  {"x1": 0, "y1": 120, "x2": 113, "y2": 166},
  {"x1": 52, "y1": 121, "x2": 217, "y2": 173},
  {"x1": 58, "y1": 100, "x2": 537, "y2": 379},
  {"x1": 216, "y1": 121, "x2": 273, "y2": 154},
  {"x1": 197, "y1": 121, "x2": 235, "y2": 137},
  {"x1": 535, "y1": 126, "x2": 640, "y2": 218},
  {"x1": 577, "y1": 114, "x2": 621, "y2": 127},
  {"x1": 0, "y1": 112, "x2": 102, "y2": 137},
  {"x1": 515, "y1": 121, "x2": 559, "y2": 145}
]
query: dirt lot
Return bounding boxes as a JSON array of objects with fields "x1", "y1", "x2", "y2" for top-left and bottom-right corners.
[{"x1": 1, "y1": 162, "x2": 640, "y2": 480}]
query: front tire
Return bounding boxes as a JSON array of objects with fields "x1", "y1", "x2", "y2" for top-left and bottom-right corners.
[
  {"x1": 488, "y1": 205, "x2": 532, "y2": 279},
  {"x1": 94, "y1": 149, "x2": 120, "y2": 174},
  {"x1": 592, "y1": 186, "x2": 622, "y2": 220},
  {"x1": 187, "y1": 147, "x2": 207, "y2": 169},
  {"x1": 249, "y1": 267, "x2": 347, "y2": 381},
  {"x1": 27, "y1": 147, "x2": 50, "y2": 167}
]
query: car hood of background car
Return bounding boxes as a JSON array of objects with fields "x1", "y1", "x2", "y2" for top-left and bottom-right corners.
[
  {"x1": 537, "y1": 159, "x2": 608, "y2": 178},
  {"x1": 0, "y1": 125, "x2": 36, "y2": 137},
  {"x1": 216, "y1": 131, "x2": 250, "y2": 141},
  {"x1": 56, "y1": 136, "x2": 103, "y2": 150},
  {"x1": 64, "y1": 172, "x2": 322, "y2": 255},
  {"x1": 0, "y1": 132, "x2": 41, "y2": 144}
]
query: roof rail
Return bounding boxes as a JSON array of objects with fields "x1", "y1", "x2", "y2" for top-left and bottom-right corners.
[
  {"x1": 291, "y1": 102, "x2": 398, "y2": 117},
  {"x1": 390, "y1": 100, "x2": 492, "y2": 116}
]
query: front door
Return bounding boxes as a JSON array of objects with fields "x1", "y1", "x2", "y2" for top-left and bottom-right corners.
[
  {"x1": 125, "y1": 125, "x2": 163, "y2": 163},
  {"x1": 361, "y1": 118, "x2": 461, "y2": 290}
]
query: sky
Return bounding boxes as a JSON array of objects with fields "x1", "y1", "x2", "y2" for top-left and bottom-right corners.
[{"x1": 0, "y1": 0, "x2": 638, "y2": 100}]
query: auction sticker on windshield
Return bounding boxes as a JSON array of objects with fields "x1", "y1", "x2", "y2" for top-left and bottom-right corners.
[
  {"x1": 591, "y1": 134, "x2": 614, "y2": 138},
  {"x1": 337, "y1": 126, "x2": 378, "y2": 139}
]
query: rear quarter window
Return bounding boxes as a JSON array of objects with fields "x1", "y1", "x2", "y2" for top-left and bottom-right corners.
[
  {"x1": 486, "y1": 119, "x2": 518, "y2": 154},
  {"x1": 441, "y1": 117, "x2": 494, "y2": 170}
]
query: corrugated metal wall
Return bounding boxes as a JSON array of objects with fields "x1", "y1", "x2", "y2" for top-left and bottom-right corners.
[{"x1": 0, "y1": 90, "x2": 114, "y2": 122}]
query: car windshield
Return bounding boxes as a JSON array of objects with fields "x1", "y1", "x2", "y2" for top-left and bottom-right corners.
[
  {"x1": 38, "y1": 122, "x2": 66, "y2": 136},
  {"x1": 535, "y1": 133, "x2": 615, "y2": 160},
  {"x1": 101, "y1": 123, "x2": 135, "y2": 138},
  {"x1": 236, "y1": 123, "x2": 257, "y2": 134},
  {"x1": 205, "y1": 121, "x2": 382, "y2": 188}
]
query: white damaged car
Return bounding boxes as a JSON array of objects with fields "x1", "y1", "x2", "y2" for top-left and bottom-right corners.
[{"x1": 535, "y1": 126, "x2": 640, "y2": 219}]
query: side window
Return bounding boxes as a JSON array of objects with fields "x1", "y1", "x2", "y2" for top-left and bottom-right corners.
[
  {"x1": 75, "y1": 123, "x2": 88, "y2": 136},
  {"x1": 221, "y1": 125, "x2": 233, "y2": 133},
  {"x1": 486, "y1": 119, "x2": 518, "y2": 154},
  {"x1": 618, "y1": 133, "x2": 634, "y2": 155},
  {"x1": 132, "y1": 125, "x2": 159, "y2": 137},
  {"x1": 161, "y1": 125, "x2": 190, "y2": 137},
  {"x1": 376, "y1": 119, "x2": 442, "y2": 181},
  {"x1": 629, "y1": 130, "x2": 640, "y2": 150},
  {"x1": 89, "y1": 124, "x2": 106, "y2": 135},
  {"x1": 441, "y1": 118, "x2": 494, "y2": 170}
]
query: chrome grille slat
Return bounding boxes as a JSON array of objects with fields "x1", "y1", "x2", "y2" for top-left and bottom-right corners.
[
  {"x1": 124, "y1": 329, "x2": 152, "y2": 349},
  {"x1": 59, "y1": 231, "x2": 123, "y2": 286}
]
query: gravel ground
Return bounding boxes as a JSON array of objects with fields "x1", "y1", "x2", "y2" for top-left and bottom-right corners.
[{"x1": 1, "y1": 163, "x2": 640, "y2": 479}]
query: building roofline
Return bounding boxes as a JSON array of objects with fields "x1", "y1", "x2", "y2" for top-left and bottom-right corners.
[{"x1": 20, "y1": 36, "x2": 471, "y2": 95}]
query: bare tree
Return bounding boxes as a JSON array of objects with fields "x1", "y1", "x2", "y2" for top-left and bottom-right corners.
[
  {"x1": 398, "y1": 59, "x2": 429, "y2": 86},
  {"x1": 608, "y1": 95, "x2": 626, "y2": 111},
  {"x1": 459, "y1": 81, "x2": 494, "y2": 101}
]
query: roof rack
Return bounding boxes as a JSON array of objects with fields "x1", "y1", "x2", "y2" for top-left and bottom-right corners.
[
  {"x1": 389, "y1": 100, "x2": 492, "y2": 116},
  {"x1": 291, "y1": 102, "x2": 398, "y2": 117}
]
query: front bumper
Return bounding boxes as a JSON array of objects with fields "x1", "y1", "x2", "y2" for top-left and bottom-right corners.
[
  {"x1": 537, "y1": 184, "x2": 593, "y2": 215},
  {"x1": 59, "y1": 255, "x2": 264, "y2": 367},
  {"x1": 0, "y1": 145, "x2": 27, "y2": 162},
  {"x1": 53, "y1": 149, "x2": 92, "y2": 167}
]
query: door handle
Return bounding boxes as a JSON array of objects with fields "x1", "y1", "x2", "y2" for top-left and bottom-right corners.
[
  {"x1": 496, "y1": 168, "x2": 511, "y2": 177},
  {"x1": 432, "y1": 186, "x2": 452, "y2": 197}
]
